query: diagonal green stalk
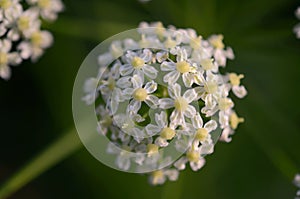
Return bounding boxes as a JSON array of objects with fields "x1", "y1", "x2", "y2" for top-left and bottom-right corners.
[{"x1": 0, "y1": 129, "x2": 82, "y2": 199}]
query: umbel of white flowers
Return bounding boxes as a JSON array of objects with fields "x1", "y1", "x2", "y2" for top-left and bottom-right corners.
[
  {"x1": 83, "y1": 22, "x2": 247, "y2": 185},
  {"x1": 294, "y1": 7, "x2": 300, "y2": 38},
  {"x1": 0, "y1": 0, "x2": 63, "y2": 80}
]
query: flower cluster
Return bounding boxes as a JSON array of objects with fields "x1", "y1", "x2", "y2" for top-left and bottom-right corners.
[
  {"x1": 295, "y1": 174, "x2": 300, "y2": 199},
  {"x1": 294, "y1": 7, "x2": 300, "y2": 38},
  {"x1": 83, "y1": 21, "x2": 247, "y2": 185},
  {"x1": 0, "y1": 0, "x2": 63, "y2": 80}
]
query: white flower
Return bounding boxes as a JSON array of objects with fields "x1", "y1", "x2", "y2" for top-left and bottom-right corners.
[
  {"x1": 228, "y1": 73, "x2": 247, "y2": 98},
  {"x1": 145, "y1": 111, "x2": 179, "y2": 147},
  {"x1": 26, "y1": 0, "x2": 64, "y2": 21},
  {"x1": 122, "y1": 74, "x2": 159, "y2": 114},
  {"x1": 161, "y1": 48, "x2": 196, "y2": 87},
  {"x1": 82, "y1": 77, "x2": 99, "y2": 105},
  {"x1": 149, "y1": 169, "x2": 179, "y2": 185},
  {"x1": 159, "y1": 83, "x2": 197, "y2": 127},
  {"x1": 18, "y1": 29, "x2": 53, "y2": 61},
  {"x1": 174, "y1": 152, "x2": 206, "y2": 171},
  {"x1": 191, "y1": 113, "x2": 217, "y2": 145},
  {"x1": 0, "y1": 39, "x2": 21, "y2": 80},
  {"x1": 120, "y1": 49, "x2": 158, "y2": 79},
  {"x1": 294, "y1": 174, "x2": 300, "y2": 188},
  {"x1": 208, "y1": 34, "x2": 234, "y2": 67},
  {"x1": 295, "y1": 7, "x2": 300, "y2": 38}
]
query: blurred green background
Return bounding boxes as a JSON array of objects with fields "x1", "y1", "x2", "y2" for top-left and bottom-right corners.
[{"x1": 1, "y1": 0, "x2": 300, "y2": 198}]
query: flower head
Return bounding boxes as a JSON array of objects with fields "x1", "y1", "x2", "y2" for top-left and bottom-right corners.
[
  {"x1": 83, "y1": 21, "x2": 247, "y2": 185},
  {"x1": 0, "y1": 0, "x2": 63, "y2": 80}
]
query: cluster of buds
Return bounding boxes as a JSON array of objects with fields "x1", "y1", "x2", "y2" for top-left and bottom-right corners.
[
  {"x1": 83, "y1": 22, "x2": 247, "y2": 185},
  {"x1": 0, "y1": 0, "x2": 63, "y2": 80}
]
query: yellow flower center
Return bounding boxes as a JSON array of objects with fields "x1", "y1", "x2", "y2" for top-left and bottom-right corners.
[
  {"x1": 229, "y1": 73, "x2": 244, "y2": 86},
  {"x1": 107, "y1": 77, "x2": 115, "y2": 91},
  {"x1": 174, "y1": 97, "x2": 188, "y2": 112},
  {"x1": 209, "y1": 34, "x2": 225, "y2": 49},
  {"x1": 38, "y1": 0, "x2": 50, "y2": 9},
  {"x1": 147, "y1": 144, "x2": 159, "y2": 154},
  {"x1": 230, "y1": 112, "x2": 244, "y2": 129},
  {"x1": 195, "y1": 128, "x2": 208, "y2": 141},
  {"x1": 31, "y1": 31, "x2": 43, "y2": 46},
  {"x1": 0, "y1": 0, "x2": 11, "y2": 9},
  {"x1": 17, "y1": 16, "x2": 30, "y2": 31},
  {"x1": 0, "y1": 52, "x2": 8, "y2": 65},
  {"x1": 176, "y1": 61, "x2": 190, "y2": 73},
  {"x1": 187, "y1": 150, "x2": 199, "y2": 162},
  {"x1": 154, "y1": 22, "x2": 165, "y2": 37},
  {"x1": 133, "y1": 88, "x2": 147, "y2": 101},
  {"x1": 200, "y1": 59, "x2": 214, "y2": 70},
  {"x1": 131, "y1": 56, "x2": 145, "y2": 69},
  {"x1": 160, "y1": 127, "x2": 176, "y2": 140},
  {"x1": 152, "y1": 170, "x2": 164, "y2": 184},
  {"x1": 164, "y1": 37, "x2": 177, "y2": 48},
  {"x1": 190, "y1": 36, "x2": 202, "y2": 49},
  {"x1": 218, "y1": 98, "x2": 233, "y2": 111},
  {"x1": 204, "y1": 81, "x2": 218, "y2": 94}
]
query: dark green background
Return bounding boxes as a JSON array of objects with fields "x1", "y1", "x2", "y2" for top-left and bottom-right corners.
[{"x1": 1, "y1": 0, "x2": 300, "y2": 198}]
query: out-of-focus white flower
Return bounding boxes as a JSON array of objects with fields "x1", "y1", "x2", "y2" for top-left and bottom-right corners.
[
  {"x1": 294, "y1": 7, "x2": 300, "y2": 38},
  {"x1": 294, "y1": 174, "x2": 300, "y2": 199},
  {"x1": 84, "y1": 21, "x2": 247, "y2": 185},
  {"x1": 0, "y1": 39, "x2": 21, "y2": 79},
  {"x1": 26, "y1": 0, "x2": 64, "y2": 21},
  {"x1": 0, "y1": 0, "x2": 63, "y2": 80}
]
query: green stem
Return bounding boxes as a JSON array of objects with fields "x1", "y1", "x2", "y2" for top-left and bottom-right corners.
[{"x1": 0, "y1": 129, "x2": 82, "y2": 199}]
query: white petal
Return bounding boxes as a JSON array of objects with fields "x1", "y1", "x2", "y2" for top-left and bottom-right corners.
[
  {"x1": 168, "y1": 83, "x2": 181, "y2": 98},
  {"x1": 161, "y1": 61, "x2": 176, "y2": 71},
  {"x1": 174, "y1": 157, "x2": 188, "y2": 170},
  {"x1": 145, "y1": 95, "x2": 159, "y2": 109},
  {"x1": 191, "y1": 112, "x2": 203, "y2": 128},
  {"x1": 0, "y1": 65, "x2": 11, "y2": 80},
  {"x1": 163, "y1": 70, "x2": 180, "y2": 85},
  {"x1": 232, "y1": 85, "x2": 247, "y2": 98},
  {"x1": 155, "y1": 137, "x2": 169, "y2": 147},
  {"x1": 170, "y1": 110, "x2": 184, "y2": 127},
  {"x1": 144, "y1": 81, "x2": 157, "y2": 94},
  {"x1": 120, "y1": 64, "x2": 134, "y2": 76},
  {"x1": 165, "y1": 169, "x2": 179, "y2": 181},
  {"x1": 158, "y1": 98, "x2": 174, "y2": 109},
  {"x1": 204, "y1": 120, "x2": 218, "y2": 133},
  {"x1": 155, "y1": 111, "x2": 167, "y2": 128},
  {"x1": 122, "y1": 88, "x2": 134, "y2": 100},
  {"x1": 116, "y1": 155, "x2": 130, "y2": 171},
  {"x1": 184, "y1": 105, "x2": 196, "y2": 118},
  {"x1": 200, "y1": 143, "x2": 214, "y2": 155},
  {"x1": 190, "y1": 158, "x2": 206, "y2": 171},
  {"x1": 145, "y1": 124, "x2": 161, "y2": 136},
  {"x1": 219, "y1": 127, "x2": 234, "y2": 143},
  {"x1": 8, "y1": 53, "x2": 21, "y2": 65},
  {"x1": 183, "y1": 89, "x2": 197, "y2": 103},
  {"x1": 182, "y1": 72, "x2": 193, "y2": 88},
  {"x1": 142, "y1": 65, "x2": 158, "y2": 79},
  {"x1": 131, "y1": 74, "x2": 143, "y2": 88},
  {"x1": 116, "y1": 76, "x2": 132, "y2": 88},
  {"x1": 127, "y1": 100, "x2": 141, "y2": 114}
]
